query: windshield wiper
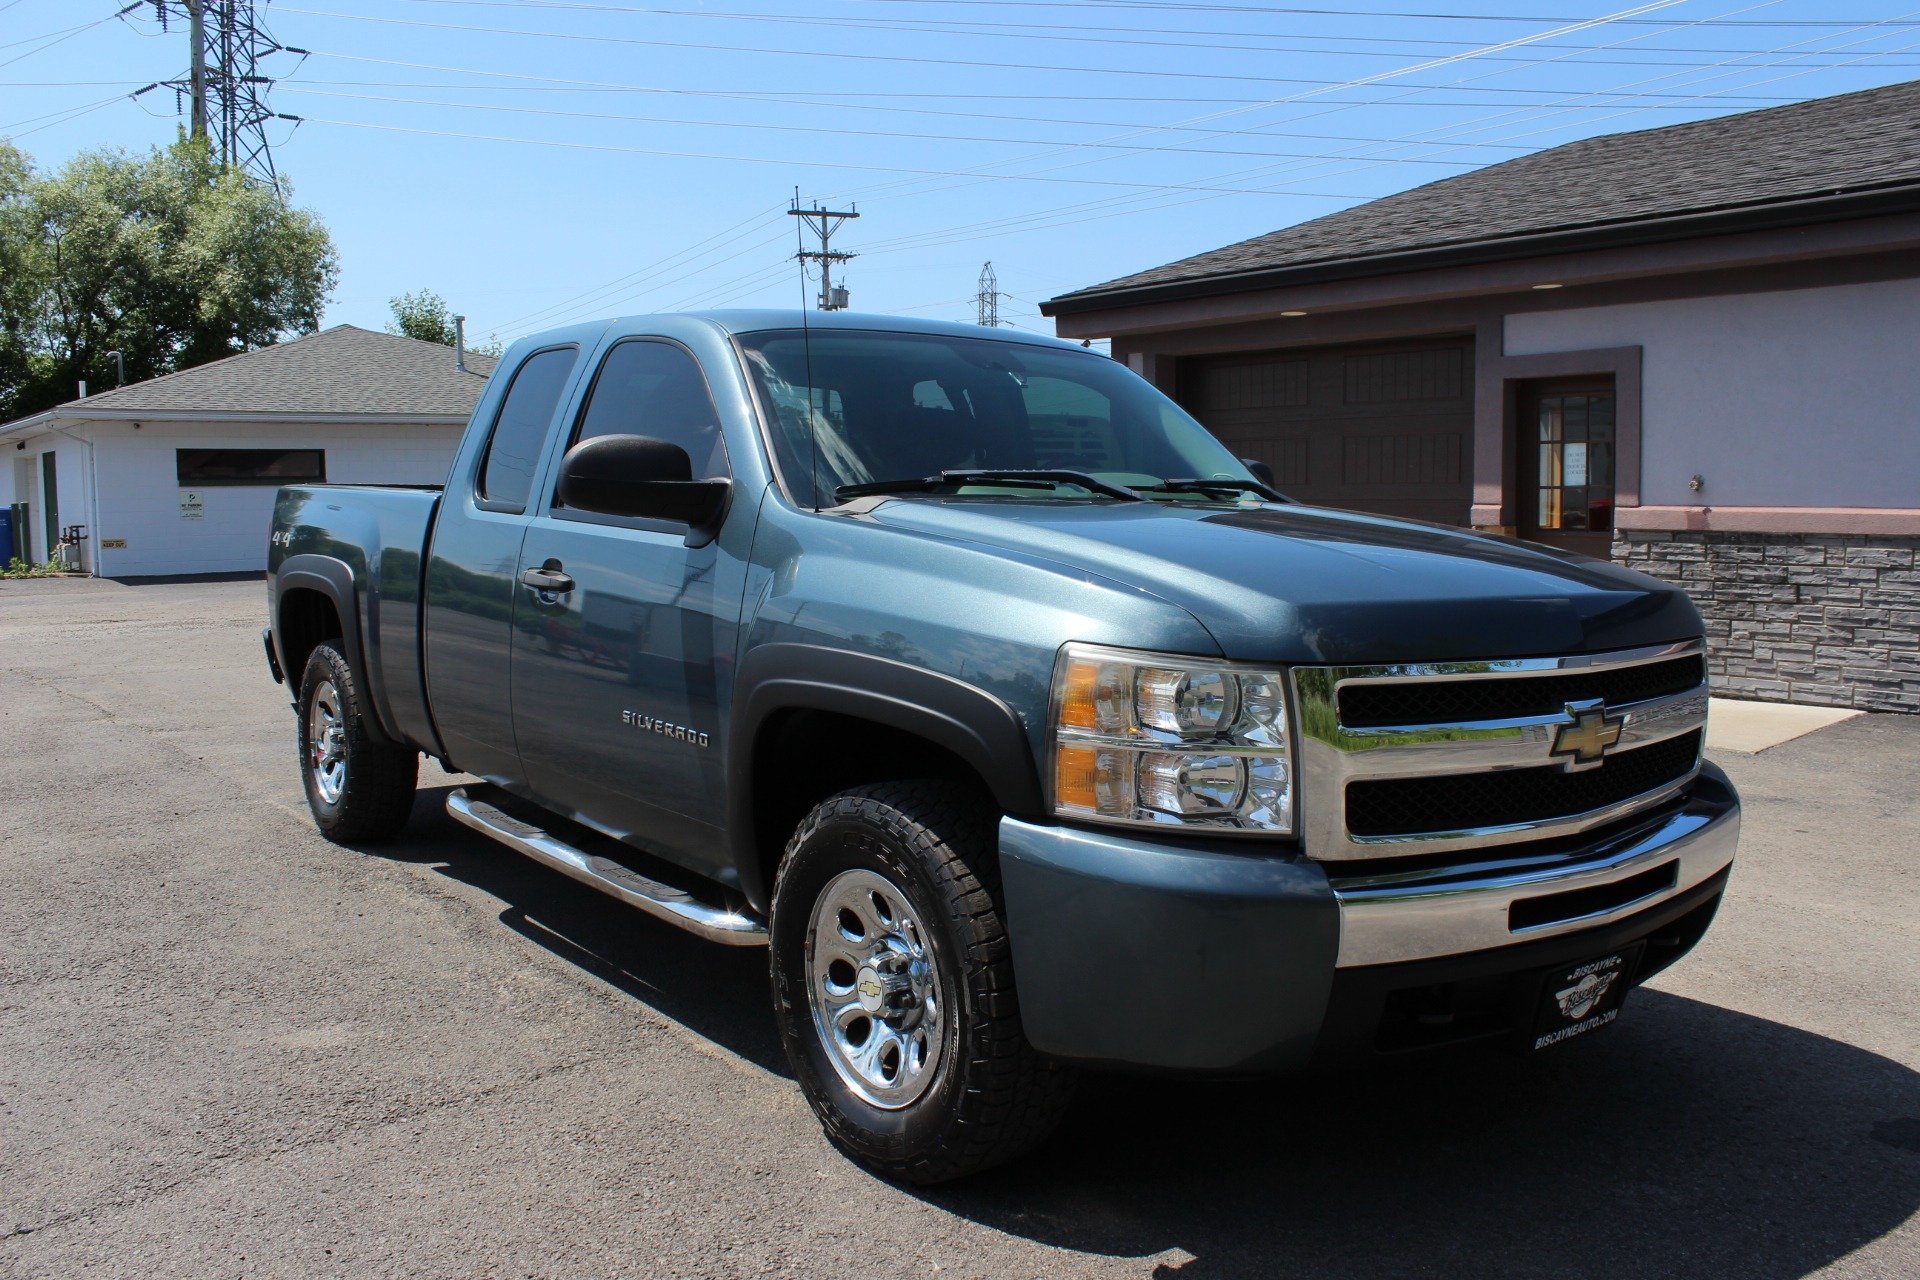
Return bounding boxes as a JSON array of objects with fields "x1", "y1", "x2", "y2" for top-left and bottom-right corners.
[
  {"x1": 834, "y1": 469, "x2": 1147, "y2": 504},
  {"x1": 1137, "y1": 477, "x2": 1291, "y2": 504}
]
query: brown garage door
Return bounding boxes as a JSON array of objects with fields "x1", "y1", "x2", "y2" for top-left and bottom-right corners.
[{"x1": 1177, "y1": 336, "x2": 1474, "y2": 526}]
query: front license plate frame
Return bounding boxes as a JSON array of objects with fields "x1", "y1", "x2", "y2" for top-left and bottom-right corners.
[{"x1": 1529, "y1": 942, "x2": 1645, "y2": 1052}]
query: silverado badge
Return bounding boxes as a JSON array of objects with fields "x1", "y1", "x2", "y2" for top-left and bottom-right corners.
[
  {"x1": 621, "y1": 710, "x2": 710, "y2": 748},
  {"x1": 1551, "y1": 699, "x2": 1624, "y2": 771}
]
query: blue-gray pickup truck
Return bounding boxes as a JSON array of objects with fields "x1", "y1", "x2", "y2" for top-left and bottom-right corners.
[{"x1": 266, "y1": 311, "x2": 1739, "y2": 1182}]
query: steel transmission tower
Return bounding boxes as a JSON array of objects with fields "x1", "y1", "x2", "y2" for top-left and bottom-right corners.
[
  {"x1": 976, "y1": 262, "x2": 1002, "y2": 328},
  {"x1": 789, "y1": 195, "x2": 859, "y2": 311},
  {"x1": 143, "y1": 1, "x2": 306, "y2": 182}
]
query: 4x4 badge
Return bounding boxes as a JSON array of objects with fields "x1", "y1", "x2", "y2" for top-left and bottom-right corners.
[{"x1": 1551, "y1": 699, "x2": 1624, "y2": 771}]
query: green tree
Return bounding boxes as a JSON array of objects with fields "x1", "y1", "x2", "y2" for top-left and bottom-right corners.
[
  {"x1": 0, "y1": 135, "x2": 337, "y2": 420},
  {"x1": 0, "y1": 142, "x2": 41, "y2": 411},
  {"x1": 388, "y1": 288, "x2": 504, "y2": 358},
  {"x1": 387, "y1": 288, "x2": 456, "y2": 346}
]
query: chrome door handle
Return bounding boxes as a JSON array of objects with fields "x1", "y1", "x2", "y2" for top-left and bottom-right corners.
[{"x1": 519, "y1": 563, "x2": 575, "y2": 594}]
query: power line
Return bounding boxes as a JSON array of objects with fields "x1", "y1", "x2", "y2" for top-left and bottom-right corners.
[
  {"x1": 384, "y1": 0, "x2": 1920, "y2": 28},
  {"x1": 819, "y1": 1, "x2": 1876, "y2": 260},
  {"x1": 0, "y1": 91, "x2": 129, "y2": 138},
  {"x1": 364, "y1": 0, "x2": 1920, "y2": 65},
  {"x1": 294, "y1": 114, "x2": 1382, "y2": 195},
  {"x1": 272, "y1": 6, "x2": 1824, "y2": 99},
  {"x1": 0, "y1": 7, "x2": 130, "y2": 73},
  {"x1": 794, "y1": 1, "x2": 1699, "y2": 218},
  {"x1": 284, "y1": 48, "x2": 1836, "y2": 111},
  {"x1": 831, "y1": 0, "x2": 1920, "y2": 24},
  {"x1": 265, "y1": 77, "x2": 1538, "y2": 149},
  {"x1": 493, "y1": 204, "x2": 786, "y2": 333},
  {"x1": 277, "y1": 86, "x2": 1501, "y2": 165},
  {"x1": 850, "y1": 6, "x2": 1920, "y2": 263}
]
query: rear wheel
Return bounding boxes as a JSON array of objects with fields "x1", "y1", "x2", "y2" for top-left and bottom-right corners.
[
  {"x1": 770, "y1": 780, "x2": 1077, "y2": 1183},
  {"x1": 297, "y1": 641, "x2": 418, "y2": 843}
]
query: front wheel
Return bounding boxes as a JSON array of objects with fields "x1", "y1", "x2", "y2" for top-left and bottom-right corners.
[
  {"x1": 297, "y1": 641, "x2": 418, "y2": 843},
  {"x1": 770, "y1": 781, "x2": 1077, "y2": 1183}
]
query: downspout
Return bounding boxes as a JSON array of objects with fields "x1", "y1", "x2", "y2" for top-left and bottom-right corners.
[{"x1": 43, "y1": 418, "x2": 101, "y2": 577}]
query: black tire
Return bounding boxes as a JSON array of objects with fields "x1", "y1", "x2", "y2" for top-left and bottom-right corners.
[
  {"x1": 770, "y1": 780, "x2": 1077, "y2": 1184},
  {"x1": 296, "y1": 641, "x2": 418, "y2": 843}
]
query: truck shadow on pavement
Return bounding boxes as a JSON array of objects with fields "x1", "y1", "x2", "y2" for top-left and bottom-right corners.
[
  {"x1": 382, "y1": 784, "x2": 792, "y2": 1077},
  {"x1": 388, "y1": 785, "x2": 1917, "y2": 1279},
  {"x1": 921, "y1": 994, "x2": 1920, "y2": 1279}
]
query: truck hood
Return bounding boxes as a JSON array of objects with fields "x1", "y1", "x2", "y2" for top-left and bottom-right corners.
[{"x1": 864, "y1": 499, "x2": 1701, "y2": 665}]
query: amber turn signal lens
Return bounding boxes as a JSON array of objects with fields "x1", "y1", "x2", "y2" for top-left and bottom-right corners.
[
  {"x1": 1059, "y1": 661, "x2": 1100, "y2": 731},
  {"x1": 1055, "y1": 745, "x2": 1101, "y2": 810}
]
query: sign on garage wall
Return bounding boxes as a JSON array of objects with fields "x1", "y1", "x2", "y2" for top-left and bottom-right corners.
[{"x1": 179, "y1": 490, "x2": 204, "y2": 520}]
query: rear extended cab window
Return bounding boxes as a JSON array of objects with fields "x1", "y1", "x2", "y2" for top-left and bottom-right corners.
[{"x1": 479, "y1": 346, "x2": 581, "y2": 511}]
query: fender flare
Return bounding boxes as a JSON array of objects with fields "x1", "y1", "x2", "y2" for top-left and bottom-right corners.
[
  {"x1": 273, "y1": 553, "x2": 399, "y2": 745},
  {"x1": 727, "y1": 642, "x2": 1046, "y2": 906}
]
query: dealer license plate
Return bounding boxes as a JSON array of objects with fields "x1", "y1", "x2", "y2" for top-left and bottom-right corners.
[{"x1": 1529, "y1": 944, "x2": 1643, "y2": 1052}]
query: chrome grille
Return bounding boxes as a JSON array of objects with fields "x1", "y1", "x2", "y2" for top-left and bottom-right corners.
[
  {"x1": 1347, "y1": 730, "x2": 1703, "y2": 839},
  {"x1": 1290, "y1": 640, "x2": 1709, "y2": 861},
  {"x1": 1337, "y1": 654, "x2": 1707, "y2": 729}
]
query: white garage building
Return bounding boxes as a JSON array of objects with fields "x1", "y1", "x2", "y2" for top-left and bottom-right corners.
[{"x1": 0, "y1": 326, "x2": 494, "y2": 578}]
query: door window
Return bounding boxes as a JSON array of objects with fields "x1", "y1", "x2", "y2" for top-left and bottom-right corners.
[
  {"x1": 569, "y1": 340, "x2": 728, "y2": 480},
  {"x1": 1532, "y1": 391, "x2": 1615, "y2": 533},
  {"x1": 479, "y1": 346, "x2": 579, "y2": 510}
]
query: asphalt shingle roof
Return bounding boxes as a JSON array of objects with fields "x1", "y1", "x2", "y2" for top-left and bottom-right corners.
[
  {"x1": 1053, "y1": 78, "x2": 1920, "y2": 304},
  {"x1": 57, "y1": 324, "x2": 496, "y2": 418}
]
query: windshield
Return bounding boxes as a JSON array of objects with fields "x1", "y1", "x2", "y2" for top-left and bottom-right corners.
[{"x1": 736, "y1": 329, "x2": 1259, "y2": 507}]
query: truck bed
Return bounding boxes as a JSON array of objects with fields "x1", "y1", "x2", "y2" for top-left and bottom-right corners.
[{"x1": 269, "y1": 484, "x2": 444, "y2": 755}]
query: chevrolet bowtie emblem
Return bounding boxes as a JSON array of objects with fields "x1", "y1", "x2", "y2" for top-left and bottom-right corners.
[{"x1": 1551, "y1": 700, "x2": 1624, "y2": 771}]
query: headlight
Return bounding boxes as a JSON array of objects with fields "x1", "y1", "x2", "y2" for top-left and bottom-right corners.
[{"x1": 1049, "y1": 643, "x2": 1294, "y2": 834}]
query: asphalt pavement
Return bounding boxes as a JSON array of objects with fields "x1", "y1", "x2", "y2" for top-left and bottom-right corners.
[{"x1": 2, "y1": 575, "x2": 1916, "y2": 1279}]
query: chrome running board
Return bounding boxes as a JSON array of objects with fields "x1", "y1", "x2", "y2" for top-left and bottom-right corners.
[{"x1": 446, "y1": 788, "x2": 767, "y2": 947}]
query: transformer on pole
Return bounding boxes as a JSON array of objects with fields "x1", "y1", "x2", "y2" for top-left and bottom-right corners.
[{"x1": 789, "y1": 195, "x2": 859, "y2": 311}]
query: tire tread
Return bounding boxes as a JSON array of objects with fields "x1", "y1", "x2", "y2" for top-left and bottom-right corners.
[
  {"x1": 298, "y1": 641, "x2": 418, "y2": 844},
  {"x1": 774, "y1": 780, "x2": 1076, "y2": 1184}
]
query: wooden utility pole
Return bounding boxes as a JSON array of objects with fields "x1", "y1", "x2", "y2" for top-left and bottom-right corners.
[
  {"x1": 789, "y1": 196, "x2": 859, "y2": 311},
  {"x1": 187, "y1": 0, "x2": 208, "y2": 142}
]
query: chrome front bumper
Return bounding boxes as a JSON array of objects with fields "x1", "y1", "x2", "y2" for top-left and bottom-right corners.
[{"x1": 1328, "y1": 762, "x2": 1740, "y2": 968}]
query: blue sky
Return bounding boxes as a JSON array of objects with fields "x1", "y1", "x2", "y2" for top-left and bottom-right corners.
[{"x1": 5, "y1": 0, "x2": 1919, "y2": 349}]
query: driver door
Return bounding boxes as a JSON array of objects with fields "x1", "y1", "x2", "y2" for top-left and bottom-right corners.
[{"x1": 508, "y1": 338, "x2": 745, "y2": 876}]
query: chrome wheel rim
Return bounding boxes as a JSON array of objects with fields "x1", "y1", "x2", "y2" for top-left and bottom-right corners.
[
  {"x1": 306, "y1": 679, "x2": 348, "y2": 805},
  {"x1": 805, "y1": 868, "x2": 944, "y2": 1110}
]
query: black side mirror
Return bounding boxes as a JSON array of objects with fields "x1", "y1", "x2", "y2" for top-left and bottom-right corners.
[
  {"x1": 557, "y1": 434, "x2": 731, "y2": 542},
  {"x1": 1240, "y1": 457, "x2": 1276, "y2": 489}
]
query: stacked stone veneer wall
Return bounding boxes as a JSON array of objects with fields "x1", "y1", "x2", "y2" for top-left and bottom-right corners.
[{"x1": 1612, "y1": 531, "x2": 1920, "y2": 713}]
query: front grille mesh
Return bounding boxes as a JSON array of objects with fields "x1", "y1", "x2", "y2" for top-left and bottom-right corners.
[
  {"x1": 1346, "y1": 730, "x2": 1703, "y2": 839},
  {"x1": 1338, "y1": 654, "x2": 1706, "y2": 729}
]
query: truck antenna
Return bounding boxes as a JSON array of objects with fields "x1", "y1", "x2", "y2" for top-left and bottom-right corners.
[{"x1": 793, "y1": 190, "x2": 820, "y2": 509}]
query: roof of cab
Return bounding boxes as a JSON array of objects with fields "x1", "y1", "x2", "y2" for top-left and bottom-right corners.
[{"x1": 564, "y1": 310, "x2": 1093, "y2": 352}]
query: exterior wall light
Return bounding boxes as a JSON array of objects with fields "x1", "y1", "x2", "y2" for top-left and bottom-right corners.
[
  {"x1": 1532, "y1": 282, "x2": 1564, "y2": 290},
  {"x1": 1281, "y1": 310, "x2": 1307, "y2": 317}
]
